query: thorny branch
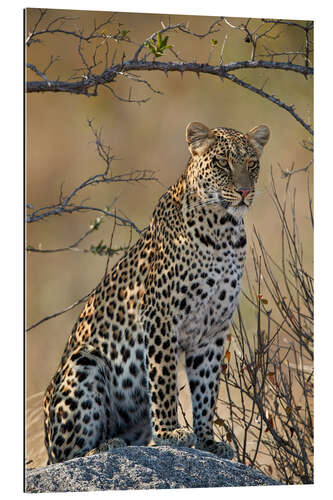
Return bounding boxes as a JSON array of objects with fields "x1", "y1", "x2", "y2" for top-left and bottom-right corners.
[{"x1": 25, "y1": 11, "x2": 313, "y2": 134}]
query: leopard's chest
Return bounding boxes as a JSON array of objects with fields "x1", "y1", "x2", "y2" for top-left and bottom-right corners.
[{"x1": 177, "y1": 231, "x2": 246, "y2": 351}]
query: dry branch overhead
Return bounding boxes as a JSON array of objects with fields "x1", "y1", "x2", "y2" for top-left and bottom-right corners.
[{"x1": 25, "y1": 11, "x2": 313, "y2": 134}]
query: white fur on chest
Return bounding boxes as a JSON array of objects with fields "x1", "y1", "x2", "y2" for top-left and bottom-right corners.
[
  {"x1": 178, "y1": 215, "x2": 246, "y2": 351},
  {"x1": 179, "y1": 224, "x2": 245, "y2": 351}
]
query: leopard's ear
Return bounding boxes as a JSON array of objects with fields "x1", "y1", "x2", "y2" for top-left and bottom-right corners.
[
  {"x1": 186, "y1": 122, "x2": 216, "y2": 156},
  {"x1": 246, "y1": 125, "x2": 270, "y2": 158}
]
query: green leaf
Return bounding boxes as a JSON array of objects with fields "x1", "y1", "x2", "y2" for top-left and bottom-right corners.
[{"x1": 145, "y1": 32, "x2": 173, "y2": 58}]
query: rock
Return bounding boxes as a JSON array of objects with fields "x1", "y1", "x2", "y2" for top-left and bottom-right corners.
[{"x1": 25, "y1": 446, "x2": 280, "y2": 493}]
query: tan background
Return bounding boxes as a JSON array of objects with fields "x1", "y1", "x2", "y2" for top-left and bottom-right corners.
[{"x1": 26, "y1": 8, "x2": 313, "y2": 467}]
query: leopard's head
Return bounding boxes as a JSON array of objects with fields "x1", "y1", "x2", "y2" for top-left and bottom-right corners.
[{"x1": 185, "y1": 121, "x2": 270, "y2": 217}]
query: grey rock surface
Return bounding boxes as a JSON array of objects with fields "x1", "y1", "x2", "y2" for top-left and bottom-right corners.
[{"x1": 25, "y1": 446, "x2": 280, "y2": 493}]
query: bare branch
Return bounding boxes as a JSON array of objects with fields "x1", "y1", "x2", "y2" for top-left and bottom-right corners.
[
  {"x1": 26, "y1": 59, "x2": 313, "y2": 135},
  {"x1": 26, "y1": 119, "x2": 158, "y2": 230},
  {"x1": 223, "y1": 72, "x2": 313, "y2": 135},
  {"x1": 27, "y1": 59, "x2": 313, "y2": 91},
  {"x1": 26, "y1": 63, "x2": 52, "y2": 86},
  {"x1": 26, "y1": 13, "x2": 313, "y2": 134},
  {"x1": 26, "y1": 291, "x2": 92, "y2": 332},
  {"x1": 278, "y1": 160, "x2": 313, "y2": 178},
  {"x1": 26, "y1": 224, "x2": 98, "y2": 253}
]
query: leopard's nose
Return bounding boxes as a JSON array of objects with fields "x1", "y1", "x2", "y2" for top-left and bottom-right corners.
[{"x1": 236, "y1": 188, "x2": 251, "y2": 199}]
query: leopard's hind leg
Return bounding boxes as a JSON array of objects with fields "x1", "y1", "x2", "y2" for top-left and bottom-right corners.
[{"x1": 44, "y1": 346, "x2": 151, "y2": 463}]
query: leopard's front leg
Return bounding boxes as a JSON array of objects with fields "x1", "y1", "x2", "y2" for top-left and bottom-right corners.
[
  {"x1": 143, "y1": 313, "x2": 196, "y2": 448},
  {"x1": 185, "y1": 336, "x2": 234, "y2": 459}
]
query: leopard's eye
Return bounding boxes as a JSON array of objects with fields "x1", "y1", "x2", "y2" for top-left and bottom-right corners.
[
  {"x1": 218, "y1": 158, "x2": 230, "y2": 169},
  {"x1": 248, "y1": 160, "x2": 257, "y2": 169}
]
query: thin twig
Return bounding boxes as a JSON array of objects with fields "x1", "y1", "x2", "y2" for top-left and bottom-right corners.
[{"x1": 26, "y1": 292, "x2": 92, "y2": 332}]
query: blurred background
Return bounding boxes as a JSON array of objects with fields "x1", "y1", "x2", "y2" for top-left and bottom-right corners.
[{"x1": 25, "y1": 8, "x2": 313, "y2": 468}]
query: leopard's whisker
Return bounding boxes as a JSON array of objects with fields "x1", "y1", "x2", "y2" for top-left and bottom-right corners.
[{"x1": 187, "y1": 199, "x2": 218, "y2": 211}]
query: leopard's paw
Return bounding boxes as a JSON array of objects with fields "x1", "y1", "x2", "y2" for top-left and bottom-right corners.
[
  {"x1": 153, "y1": 427, "x2": 197, "y2": 448},
  {"x1": 196, "y1": 439, "x2": 234, "y2": 459},
  {"x1": 85, "y1": 437, "x2": 127, "y2": 456}
]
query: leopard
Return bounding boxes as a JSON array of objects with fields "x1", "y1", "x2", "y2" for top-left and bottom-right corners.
[{"x1": 43, "y1": 120, "x2": 270, "y2": 464}]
